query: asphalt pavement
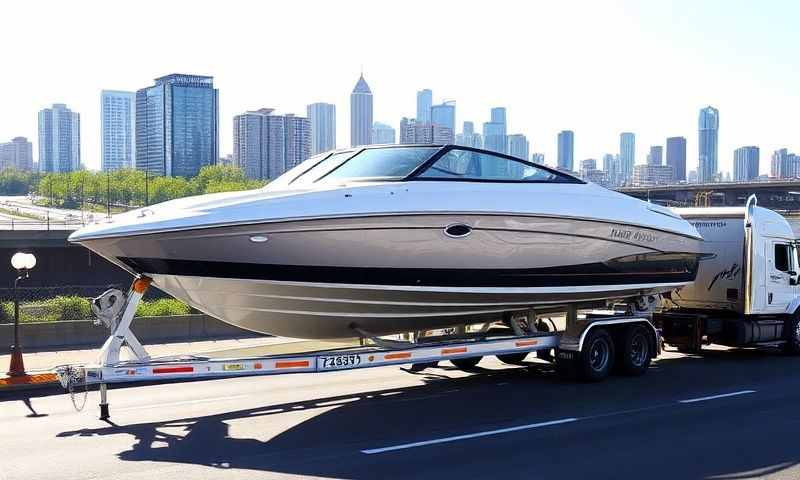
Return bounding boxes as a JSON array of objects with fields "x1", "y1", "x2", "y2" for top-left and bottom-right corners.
[{"x1": 2, "y1": 346, "x2": 800, "y2": 480}]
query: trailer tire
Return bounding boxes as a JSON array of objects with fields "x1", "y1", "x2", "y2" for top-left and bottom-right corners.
[
  {"x1": 616, "y1": 325, "x2": 652, "y2": 376},
  {"x1": 578, "y1": 329, "x2": 614, "y2": 382},
  {"x1": 784, "y1": 314, "x2": 800, "y2": 355},
  {"x1": 496, "y1": 352, "x2": 528, "y2": 365},
  {"x1": 451, "y1": 356, "x2": 482, "y2": 370}
]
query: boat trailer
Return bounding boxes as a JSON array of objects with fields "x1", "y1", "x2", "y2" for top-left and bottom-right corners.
[{"x1": 56, "y1": 277, "x2": 661, "y2": 420}]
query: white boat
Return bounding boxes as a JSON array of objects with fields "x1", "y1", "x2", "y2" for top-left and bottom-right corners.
[{"x1": 69, "y1": 145, "x2": 704, "y2": 339}]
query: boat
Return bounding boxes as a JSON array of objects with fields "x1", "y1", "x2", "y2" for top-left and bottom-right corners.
[{"x1": 69, "y1": 144, "x2": 704, "y2": 339}]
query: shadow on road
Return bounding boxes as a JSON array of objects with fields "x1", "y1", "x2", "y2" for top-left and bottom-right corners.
[{"x1": 50, "y1": 350, "x2": 800, "y2": 479}]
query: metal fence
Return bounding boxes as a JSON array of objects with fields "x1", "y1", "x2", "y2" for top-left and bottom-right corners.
[{"x1": 0, "y1": 217, "x2": 88, "y2": 231}]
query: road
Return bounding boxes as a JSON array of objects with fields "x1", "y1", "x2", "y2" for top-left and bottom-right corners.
[{"x1": 1, "y1": 347, "x2": 800, "y2": 480}]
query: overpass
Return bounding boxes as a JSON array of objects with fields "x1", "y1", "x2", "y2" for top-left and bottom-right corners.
[{"x1": 618, "y1": 180, "x2": 800, "y2": 212}]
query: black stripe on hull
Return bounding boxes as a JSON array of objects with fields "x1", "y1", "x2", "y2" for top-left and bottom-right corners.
[{"x1": 119, "y1": 253, "x2": 700, "y2": 288}]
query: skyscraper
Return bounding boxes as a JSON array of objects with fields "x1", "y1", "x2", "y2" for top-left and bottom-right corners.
[
  {"x1": 602, "y1": 153, "x2": 619, "y2": 186},
  {"x1": 619, "y1": 132, "x2": 635, "y2": 182},
  {"x1": 733, "y1": 146, "x2": 759, "y2": 181},
  {"x1": 431, "y1": 101, "x2": 456, "y2": 134},
  {"x1": 557, "y1": 130, "x2": 574, "y2": 171},
  {"x1": 416, "y1": 89, "x2": 432, "y2": 124},
  {"x1": 770, "y1": 148, "x2": 799, "y2": 179},
  {"x1": 456, "y1": 121, "x2": 482, "y2": 148},
  {"x1": 666, "y1": 136, "x2": 687, "y2": 182},
  {"x1": 306, "y1": 102, "x2": 336, "y2": 155},
  {"x1": 0, "y1": 137, "x2": 33, "y2": 171},
  {"x1": 371, "y1": 122, "x2": 396, "y2": 144},
  {"x1": 482, "y1": 107, "x2": 507, "y2": 154},
  {"x1": 232, "y1": 108, "x2": 310, "y2": 180},
  {"x1": 698, "y1": 106, "x2": 720, "y2": 183},
  {"x1": 531, "y1": 153, "x2": 545, "y2": 164},
  {"x1": 38, "y1": 103, "x2": 80, "y2": 173},
  {"x1": 399, "y1": 118, "x2": 452, "y2": 144},
  {"x1": 350, "y1": 74, "x2": 373, "y2": 146},
  {"x1": 101, "y1": 90, "x2": 136, "y2": 172},
  {"x1": 135, "y1": 74, "x2": 219, "y2": 177},
  {"x1": 647, "y1": 145, "x2": 663, "y2": 166},
  {"x1": 507, "y1": 134, "x2": 529, "y2": 160}
]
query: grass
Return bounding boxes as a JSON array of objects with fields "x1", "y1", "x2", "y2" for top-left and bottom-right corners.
[{"x1": 0, "y1": 296, "x2": 192, "y2": 323}]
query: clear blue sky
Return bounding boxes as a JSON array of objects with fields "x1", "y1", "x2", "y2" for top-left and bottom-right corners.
[{"x1": 1, "y1": 0, "x2": 797, "y2": 175}]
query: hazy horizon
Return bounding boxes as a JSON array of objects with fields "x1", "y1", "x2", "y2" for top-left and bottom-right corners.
[{"x1": 1, "y1": 0, "x2": 798, "y2": 175}]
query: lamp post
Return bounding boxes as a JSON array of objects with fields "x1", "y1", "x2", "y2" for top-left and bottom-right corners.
[{"x1": 7, "y1": 252, "x2": 36, "y2": 377}]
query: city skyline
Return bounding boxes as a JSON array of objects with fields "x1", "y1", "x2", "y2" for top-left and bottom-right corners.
[{"x1": 1, "y1": 1, "x2": 798, "y2": 175}]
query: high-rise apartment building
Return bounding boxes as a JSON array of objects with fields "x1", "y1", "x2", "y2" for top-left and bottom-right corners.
[
  {"x1": 771, "y1": 148, "x2": 800, "y2": 179},
  {"x1": 482, "y1": 107, "x2": 507, "y2": 154},
  {"x1": 647, "y1": 146, "x2": 663, "y2": 166},
  {"x1": 399, "y1": 118, "x2": 453, "y2": 144},
  {"x1": 698, "y1": 106, "x2": 720, "y2": 183},
  {"x1": 619, "y1": 132, "x2": 635, "y2": 182},
  {"x1": 350, "y1": 74, "x2": 373, "y2": 146},
  {"x1": 371, "y1": 122, "x2": 396, "y2": 144},
  {"x1": 557, "y1": 130, "x2": 575, "y2": 171},
  {"x1": 431, "y1": 101, "x2": 456, "y2": 134},
  {"x1": 416, "y1": 89, "x2": 432, "y2": 124},
  {"x1": 531, "y1": 153, "x2": 545, "y2": 164},
  {"x1": 666, "y1": 136, "x2": 687, "y2": 182},
  {"x1": 507, "y1": 134, "x2": 529, "y2": 161},
  {"x1": 633, "y1": 164, "x2": 674, "y2": 185},
  {"x1": 101, "y1": 90, "x2": 136, "y2": 171},
  {"x1": 602, "y1": 153, "x2": 619, "y2": 186},
  {"x1": 733, "y1": 146, "x2": 759, "y2": 181},
  {"x1": 0, "y1": 137, "x2": 33, "y2": 171},
  {"x1": 306, "y1": 102, "x2": 336, "y2": 155},
  {"x1": 232, "y1": 108, "x2": 310, "y2": 181},
  {"x1": 456, "y1": 121, "x2": 483, "y2": 148},
  {"x1": 135, "y1": 74, "x2": 219, "y2": 177},
  {"x1": 38, "y1": 103, "x2": 80, "y2": 173}
]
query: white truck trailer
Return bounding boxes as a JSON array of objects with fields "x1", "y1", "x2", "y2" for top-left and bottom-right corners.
[{"x1": 660, "y1": 196, "x2": 800, "y2": 353}]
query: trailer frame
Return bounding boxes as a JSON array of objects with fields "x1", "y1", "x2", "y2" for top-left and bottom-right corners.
[{"x1": 56, "y1": 276, "x2": 661, "y2": 420}]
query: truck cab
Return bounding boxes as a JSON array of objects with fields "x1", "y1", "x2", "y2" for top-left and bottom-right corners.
[{"x1": 659, "y1": 196, "x2": 800, "y2": 353}]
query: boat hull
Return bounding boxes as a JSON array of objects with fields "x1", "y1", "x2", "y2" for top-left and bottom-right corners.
[{"x1": 76, "y1": 213, "x2": 703, "y2": 339}]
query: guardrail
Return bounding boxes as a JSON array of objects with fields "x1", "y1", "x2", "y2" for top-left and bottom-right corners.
[{"x1": 0, "y1": 218, "x2": 89, "y2": 231}]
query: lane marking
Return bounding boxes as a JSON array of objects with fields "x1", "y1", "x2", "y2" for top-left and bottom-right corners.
[
  {"x1": 679, "y1": 390, "x2": 756, "y2": 404},
  {"x1": 117, "y1": 394, "x2": 250, "y2": 412},
  {"x1": 361, "y1": 418, "x2": 577, "y2": 454}
]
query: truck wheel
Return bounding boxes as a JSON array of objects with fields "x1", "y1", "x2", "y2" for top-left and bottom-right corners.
[
  {"x1": 578, "y1": 329, "x2": 614, "y2": 382},
  {"x1": 496, "y1": 352, "x2": 528, "y2": 365},
  {"x1": 451, "y1": 356, "x2": 482, "y2": 370},
  {"x1": 784, "y1": 315, "x2": 800, "y2": 355},
  {"x1": 616, "y1": 325, "x2": 652, "y2": 376}
]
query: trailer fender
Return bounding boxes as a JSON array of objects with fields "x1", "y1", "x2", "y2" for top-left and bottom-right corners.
[{"x1": 575, "y1": 319, "x2": 660, "y2": 356}]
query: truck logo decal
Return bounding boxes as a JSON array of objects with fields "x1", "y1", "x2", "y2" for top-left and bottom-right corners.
[
  {"x1": 610, "y1": 228, "x2": 656, "y2": 243},
  {"x1": 708, "y1": 263, "x2": 741, "y2": 290}
]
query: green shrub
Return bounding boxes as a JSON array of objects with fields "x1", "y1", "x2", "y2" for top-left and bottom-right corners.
[
  {"x1": 135, "y1": 298, "x2": 191, "y2": 317},
  {"x1": 46, "y1": 296, "x2": 92, "y2": 321}
]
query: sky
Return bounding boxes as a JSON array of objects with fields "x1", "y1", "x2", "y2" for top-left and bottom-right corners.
[{"x1": 1, "y1": 0, "x2": 798, "y2": 175}]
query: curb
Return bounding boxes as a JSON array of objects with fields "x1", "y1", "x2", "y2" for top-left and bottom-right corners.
[{"x1": 0, "y1": 372, "x2": 60, "y2": 392}]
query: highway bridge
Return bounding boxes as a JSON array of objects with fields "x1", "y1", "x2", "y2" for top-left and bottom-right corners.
[{"x1": 618, "y1": 180, "x2": 800, "y2": 212}]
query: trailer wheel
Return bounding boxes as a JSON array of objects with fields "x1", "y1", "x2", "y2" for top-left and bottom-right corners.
[
  {"x1": 784, "y1": 314, "x2": 800, "y2": 355},
  {"x1": 578, "y1": 329, "x2": 614, "y2": 382},
  {"x1": 451, "y1": 356, "x2": 482, "y2": 370},
  {"x1": 496, "y1": 353, "x2": 528, "y2": 365},
  {"x1": 616, "y1": 325, "x2": 652, "y2": 376}
]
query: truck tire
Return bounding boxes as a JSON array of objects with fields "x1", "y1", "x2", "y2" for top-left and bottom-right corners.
[
  {"x1": 451, "y1": 356, "x2": 482, "y2": 370},
  {"x1": 784, "y1": 314, "x2": 800, "y2": 355},
  {"x1": 616, "y1": 325, "x2": 652, "y2": 376},
  {"x1": 578, "y1": 329, "x2": 615, "y2": 382}
]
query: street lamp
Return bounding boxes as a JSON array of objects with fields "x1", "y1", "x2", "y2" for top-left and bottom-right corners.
[{"x1": 7, "y1": 252, "x2": 36, "y2": 377}]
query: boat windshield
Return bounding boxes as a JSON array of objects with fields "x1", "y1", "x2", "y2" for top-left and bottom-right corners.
[{"x1": 417, "y1": 148, "x2": 576, "y2": 183}]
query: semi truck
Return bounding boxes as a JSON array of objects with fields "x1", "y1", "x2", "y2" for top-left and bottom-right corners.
[{"x1": 660, "y1": 195, "x2": 800, "y2": 353}]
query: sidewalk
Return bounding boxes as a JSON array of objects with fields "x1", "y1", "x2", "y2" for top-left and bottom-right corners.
[{"x1": 0, "y1": 336, "x2": 331, "y2": 392}]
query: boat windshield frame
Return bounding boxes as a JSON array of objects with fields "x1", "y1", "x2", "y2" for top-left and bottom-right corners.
[{"x1": 276, "y1": 144, "x2": 583, "y2": 187}]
